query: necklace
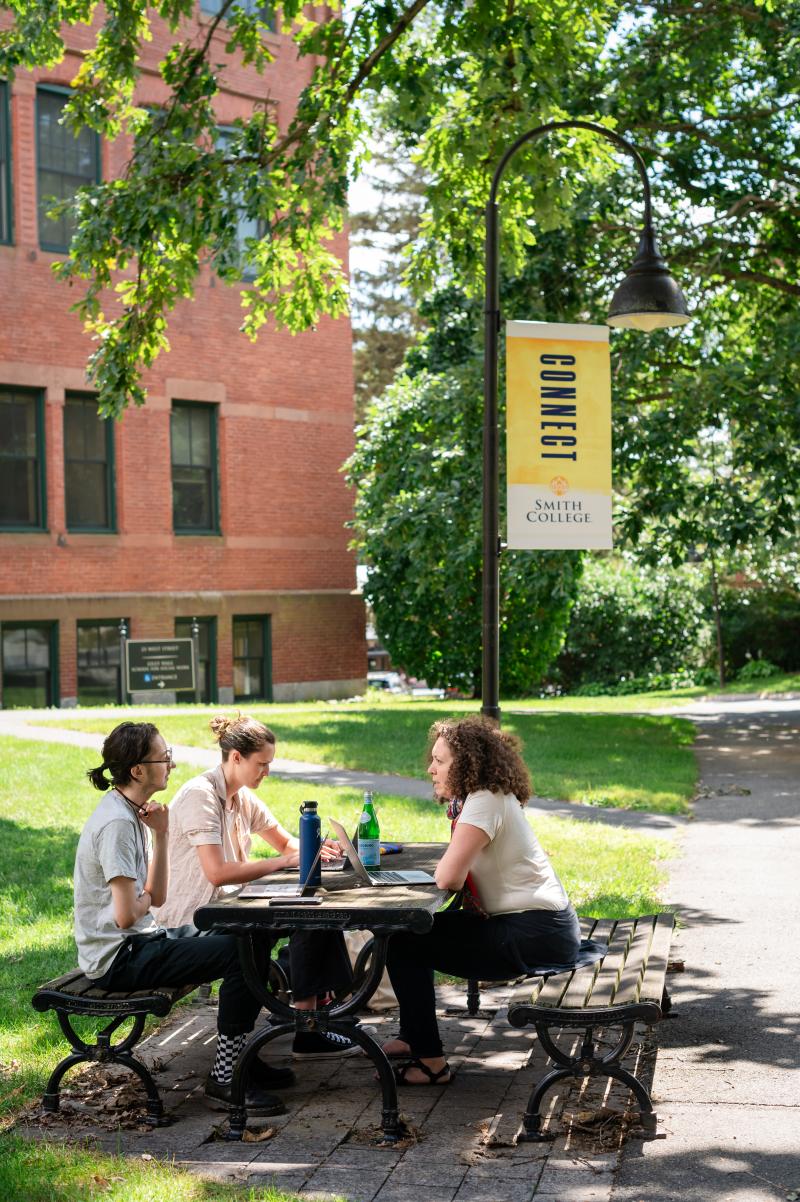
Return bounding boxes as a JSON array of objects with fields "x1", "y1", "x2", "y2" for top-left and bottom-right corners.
[{"x1": 114, "y1": 788, "x2": 149, "y2": 871}]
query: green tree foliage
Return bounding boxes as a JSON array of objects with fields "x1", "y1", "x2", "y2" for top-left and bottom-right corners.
[
  {"x1": 597, "y1": 1, "x2": 800, "y2": 566},
  {"x1": 553, "y1": 558, "x2": 710, "y2": 691},
  {"x1": 347, "y1": 358, "x2": 582, "y2": 696},
  {"x1": 718, "y1": 582, "x2": 800, "y2": 674},
  {"x1": 349, "y1": 0, "x2": 799, "y2": 691}
]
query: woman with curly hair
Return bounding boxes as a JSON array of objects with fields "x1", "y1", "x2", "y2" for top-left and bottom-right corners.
[{"x1": 384, "y1": 715, "x2": 580, "y2": 1086}]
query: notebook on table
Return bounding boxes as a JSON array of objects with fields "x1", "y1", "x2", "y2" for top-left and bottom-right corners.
[{"x1": 328, "y1": 819, "x2": 436, "y2": 887}]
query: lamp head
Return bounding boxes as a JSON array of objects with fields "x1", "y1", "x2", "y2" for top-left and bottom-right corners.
[{"x1": 607, "y1": 225, "x2": 691, "y2": 331}]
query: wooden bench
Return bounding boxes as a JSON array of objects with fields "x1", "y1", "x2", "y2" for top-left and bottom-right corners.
[
  {"x1": 507, "y1": 913, "x2": 674, "y2": 1141},
  {"x1": 31, "y1": 970, "x2": 201, "y2": 1126}
]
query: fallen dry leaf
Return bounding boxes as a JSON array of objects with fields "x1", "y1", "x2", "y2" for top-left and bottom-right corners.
[{"x1": 241, "y1": 1126, "x2": 276, "y2": 1143}]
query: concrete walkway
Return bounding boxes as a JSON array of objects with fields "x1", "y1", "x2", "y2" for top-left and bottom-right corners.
[
  {"x1": 7, "y1": 698, "x2": 799, "y2": 1200},
  {"x1": 612, "y1": 699, "x2": 800, "y2": 1202}
]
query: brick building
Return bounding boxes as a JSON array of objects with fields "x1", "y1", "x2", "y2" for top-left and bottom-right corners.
[{"x1": 0, "y1": 6, "x2": 366, "y2": 708}]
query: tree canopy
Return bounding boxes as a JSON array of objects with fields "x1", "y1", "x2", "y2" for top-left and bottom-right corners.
[
  {"x1": 347, "y1": 0, "x2": 799, "y2": 687},
  {"x1": 1, "y1": 0, "x2": 622, "y2": 417}
]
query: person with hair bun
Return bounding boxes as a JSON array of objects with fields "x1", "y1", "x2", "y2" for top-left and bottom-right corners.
[
  {"x1": 74, "y1": 721, "x2": 288, "y2": 1116},
  {"x1": 383, "y1": 715, "x2": 582, "y2": 1087},
  {"x1": 153, "y1": 713, "x2": 359, "y2": 1061}
]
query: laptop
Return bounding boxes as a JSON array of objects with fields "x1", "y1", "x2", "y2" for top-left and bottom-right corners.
[
  {"x1": 328, "y1": 818, "x2": 436, "y2": 887},
  {"x1": 237, "y1": 835, "x2": 328, "y2": 899}
]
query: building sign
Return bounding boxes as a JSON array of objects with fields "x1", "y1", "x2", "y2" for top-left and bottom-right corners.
[
  {"x1": 125, "y1": 639, "x2": 196, "y2": 693},
  {"x1": 506, "y1": 320, "x2": 612, "y2": 550}
]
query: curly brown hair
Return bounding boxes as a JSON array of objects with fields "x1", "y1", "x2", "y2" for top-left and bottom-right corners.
[{"x1": 429, "y1": 715, "x2": 531, "y2": 804}]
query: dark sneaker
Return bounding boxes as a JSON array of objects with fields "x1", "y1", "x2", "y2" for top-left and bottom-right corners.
[
  {"x1": 292, "y1": 1029, "x2": 361, "y2": 1059},
  {"x1": 249, "y1": 1057, "x2": 296, "y2": 1089},
  {"x1": 204, "y1": 1074, "x2": 286, "y2": 1115}
]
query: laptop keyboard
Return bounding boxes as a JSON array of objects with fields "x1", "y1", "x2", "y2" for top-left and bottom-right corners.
[{"x1": 368, "y1": 869, "x2": 415, "y2": 884}]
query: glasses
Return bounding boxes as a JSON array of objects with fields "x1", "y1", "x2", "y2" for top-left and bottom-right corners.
[{"x1": 140, "y1": 748, "x2": 174, "y2": 764}]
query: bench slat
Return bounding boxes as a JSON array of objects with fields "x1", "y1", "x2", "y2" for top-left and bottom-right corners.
[
  {"x1": 639, "y1": 913, "x2": 674, "y2": 1004},
  {"x1": 613, "y1": 922, "x2": 656, "y2": 1006},
  {"x1": 32, "y1": 975, "x2": 199, "y2": 1016},
  {"x1": 580, "y1": 920, "x2": 634, "y2": 1007}
]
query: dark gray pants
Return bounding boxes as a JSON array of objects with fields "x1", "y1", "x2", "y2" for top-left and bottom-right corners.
[
  {"x1": 95, "y1": 927, "x2": 352, "y2": 1037},
  {"x1": 386, "y1": 905, "x2": 581, "y2": 1058}
]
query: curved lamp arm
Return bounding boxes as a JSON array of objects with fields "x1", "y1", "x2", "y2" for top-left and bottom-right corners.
[{"x1": 488, "y1": 118, "x2": 653, "y2": 229}]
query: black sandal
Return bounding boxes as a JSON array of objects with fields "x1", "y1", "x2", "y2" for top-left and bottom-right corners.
[{"x1": 393, "y1": 1058, "x2": 453, "y2": 1086}]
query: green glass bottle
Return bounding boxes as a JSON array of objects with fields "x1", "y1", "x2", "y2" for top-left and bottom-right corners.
[{"x1": 357, "y1": 792, "x2": 381, "y2": 868}]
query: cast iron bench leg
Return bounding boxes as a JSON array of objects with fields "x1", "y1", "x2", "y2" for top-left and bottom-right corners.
[
  {"x1": 518, "y1": 1020, "x2": 657, "y2": 1142},
  {"x1": 43, "y1": 1008, "x2": 170, "y2": 1126}
]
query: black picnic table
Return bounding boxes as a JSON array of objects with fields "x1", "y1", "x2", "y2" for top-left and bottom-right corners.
[{"x1": 193, "y1": 841, "x2": 448, "y2": 1142}]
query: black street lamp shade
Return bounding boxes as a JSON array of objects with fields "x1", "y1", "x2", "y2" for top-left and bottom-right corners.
[{"x1": 607, "y1": 226, "x2": 691, "y2": 331}]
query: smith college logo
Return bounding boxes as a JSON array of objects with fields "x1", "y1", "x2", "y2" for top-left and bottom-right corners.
[{"x1": 549, "y1": 476, "x2": 570, "y2": 497}]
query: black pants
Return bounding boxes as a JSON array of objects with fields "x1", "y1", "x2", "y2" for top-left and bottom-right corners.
[
  {"x1": 386, "y1": 906, "x2": 581, "y2": 1058},
  {"x1": 95, "y1": 927, "x2": 353, "y2": 1038}
]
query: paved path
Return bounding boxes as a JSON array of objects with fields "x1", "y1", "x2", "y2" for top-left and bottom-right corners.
[{"x1": 612, "y1": 699, "x2": 800, "y2": 1202}]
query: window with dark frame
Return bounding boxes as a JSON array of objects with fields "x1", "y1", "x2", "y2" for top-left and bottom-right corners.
[
  {"x1": 1, "y1": 623, "x2": 57, "y2": 708},
  {"x1": 0, "y1": 388, "x2": 45, "y2": 530},
  {"x1": 64, "y1": 394, "x2": 115, "y2": 531},
  {"x1": 37, "y1": 87, "x2": 100, "y2": 252},
  {"x1": 170, "y1": 401, "x2": 219, "y2": 533},
  {"x1": 77, "y1": 620, "x2": 125, "y2": 705},
  {"x1": 0, "y1": 81, "x2": 11, "y2": 245},
  {"x1": 233, "y1": 615, "x2": 272, "y2": 701},
  {"x1": 175, "y1": 617, "x2": 217, "y2": 703},
  {"x1": 200, "y1": 0, "x2": 275, "y2": 29},
  {"x1": 216, "y1": 126, "x2": 265, "y2": 281}
]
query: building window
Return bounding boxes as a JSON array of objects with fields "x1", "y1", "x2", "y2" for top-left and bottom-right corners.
[
  {"x1": 216, "y1": 126, "x2": 265, "y2": 280},
  {"x1": 233, "y1": 615, "x2": 272, "y2": 701},
  {"x1": 0, "y1": 81, "x2": 11, "y2": 245},
  {"x1": 37, "y1": 87, "x2": 100, "y2": 253},
  {"x1": 77, "y1": 620, "x2": 125, "y2": 705},
  {"x1": 1, "y1": 622, "x2": 57, "y2": 708},
  {"x1": 200, "y1": 0, "x2": 275, "y2": 28},
  {"x1": 175, "y1": 617, "x2": 217, "y2": 703},
  {"x1": 0, "y1": 388, "x2": 46, "y2": 530},
  {"x1": 171, "y1": 401, "x2": 219, "y2": 533},
  {"x1": 64, "y1": 394, "x2": 115, "y2": 531}
]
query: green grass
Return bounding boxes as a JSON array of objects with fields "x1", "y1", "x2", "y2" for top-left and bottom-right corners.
[
  {"x1": 31, "y1": 701, "x2": 698, "y2": 813},
  {"x1": 0, "y1": 735, "x2": 669, "y2": 1124},
  {"x1": 0, "y1": 1133, "x2": 335, "y2": 1202}
]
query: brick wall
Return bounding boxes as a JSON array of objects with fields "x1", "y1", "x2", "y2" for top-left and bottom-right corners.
[{"x1": 0, "y1": 7, "x2": 366, "y2": 703}]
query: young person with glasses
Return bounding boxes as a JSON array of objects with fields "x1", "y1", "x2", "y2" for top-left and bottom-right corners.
[{"x1": 74, "y1": 721, "x2": 293, "y2": 1115}]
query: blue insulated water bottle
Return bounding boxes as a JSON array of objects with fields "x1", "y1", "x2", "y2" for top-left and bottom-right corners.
[{"x1": 298, "y1": 799, "x2": 322, "y2": 887}]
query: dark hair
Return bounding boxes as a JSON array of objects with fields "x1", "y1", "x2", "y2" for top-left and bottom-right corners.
[
  {"x1": 429, "y1": 715, "x2": 531, "y2": 805},
  {"x1": 209, "y1": 712, "x2": 276, "y2": 760},
  {"x1": 88, "y1": 722, "x2": 161, "y2": 791}
]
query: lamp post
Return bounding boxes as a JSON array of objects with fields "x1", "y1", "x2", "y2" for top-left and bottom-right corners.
[{"x1": 482, "y1": 119, "x2": 691, "y2": 721}]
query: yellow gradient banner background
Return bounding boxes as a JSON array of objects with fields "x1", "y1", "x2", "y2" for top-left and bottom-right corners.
[{"x1": 506, "y1": 321, "x2": 612, "y2": 550}]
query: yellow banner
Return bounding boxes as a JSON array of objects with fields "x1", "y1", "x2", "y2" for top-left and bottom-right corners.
[{"x1": 506, "y1": 320, "x2": 612, "y2": 550}]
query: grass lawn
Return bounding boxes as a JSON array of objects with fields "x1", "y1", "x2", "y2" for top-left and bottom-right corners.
[
  {"x1": 32, "y1": 700, "x2": 698, "y2": 813},
  {"x1": 0, "y1": 735, "x2": 669, "y2": 1126},
  {"x1": 0, "y1": 1133, "x2": 334, "y2": 1202}
]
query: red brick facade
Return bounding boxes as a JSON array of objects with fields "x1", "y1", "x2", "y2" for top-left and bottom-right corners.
[{"x1": 0, "y1": 8, "x2": 366, "y2": 706}]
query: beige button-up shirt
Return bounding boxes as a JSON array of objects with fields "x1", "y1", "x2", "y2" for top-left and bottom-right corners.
[{"x1": 153, "y1": 763, "x2": 279, "y2": 929}]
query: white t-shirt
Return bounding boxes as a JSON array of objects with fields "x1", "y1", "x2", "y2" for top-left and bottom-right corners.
[{"x1": 458, "y1": 789, "x2": 569, "y2": 915}]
